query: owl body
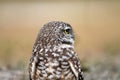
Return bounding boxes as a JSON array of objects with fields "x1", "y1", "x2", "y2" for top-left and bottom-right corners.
[{"x1": 29, "y1": 21, "x2": 84, "y2": 80}]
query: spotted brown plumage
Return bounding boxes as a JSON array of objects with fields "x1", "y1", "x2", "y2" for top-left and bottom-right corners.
[{"x1": 29, "y1": 21, "x2": 84, "y2": 80}]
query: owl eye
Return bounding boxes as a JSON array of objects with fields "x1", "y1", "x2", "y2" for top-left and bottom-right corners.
[{"x1": 64, "y1": 29, "x2": 71, "y2": 34}]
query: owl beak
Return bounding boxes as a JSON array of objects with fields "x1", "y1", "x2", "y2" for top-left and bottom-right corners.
[{"x1": 71, "y1": 35, "x2": 75, "y2": 40}]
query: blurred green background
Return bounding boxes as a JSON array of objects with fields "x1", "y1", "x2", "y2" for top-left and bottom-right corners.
[{"x1": 0, "y1": 0, "x2": 120, "y2": 70}]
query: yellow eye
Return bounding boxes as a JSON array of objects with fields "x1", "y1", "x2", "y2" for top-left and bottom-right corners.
[
  {"x1": 64, "y1": 29, "x2": 70, "y2": 34},
  {"x1": 64, "y1": 30, "x2": 69, "y2": 34}
]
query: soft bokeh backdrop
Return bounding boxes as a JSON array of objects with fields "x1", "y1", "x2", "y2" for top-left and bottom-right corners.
[{"x1": 0, "y1": 0, "x2": 120, "y2": 70}]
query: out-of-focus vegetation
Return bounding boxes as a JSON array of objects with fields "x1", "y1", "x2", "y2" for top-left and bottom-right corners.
[{"x1": 0, "y1": 0, "x2": 120, "y2": 80}]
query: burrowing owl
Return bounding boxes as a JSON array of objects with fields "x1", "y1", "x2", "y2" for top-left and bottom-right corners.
[{"x1": 29, "y1": 21, "x2": 84, "y2": 80}]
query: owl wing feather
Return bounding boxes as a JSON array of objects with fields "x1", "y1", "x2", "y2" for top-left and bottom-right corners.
[
  {"x1": 29, "y1": 55, "x2": 38, "y2": 80},
  {"x1": 68, "y1": 52, "x2": 84, "y2": 80},
  {"x1": 68, "y1": 61, "x2": 78, "y2": 79}
]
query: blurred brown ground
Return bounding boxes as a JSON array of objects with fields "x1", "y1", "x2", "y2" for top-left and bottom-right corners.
[{"x1": 0, "y1": 0, "x2": 120, "y2": 69}]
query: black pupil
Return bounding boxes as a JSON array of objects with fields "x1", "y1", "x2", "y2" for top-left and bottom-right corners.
[{"x1": 66, "y1": 29, "x2": 71, "y2": 33}]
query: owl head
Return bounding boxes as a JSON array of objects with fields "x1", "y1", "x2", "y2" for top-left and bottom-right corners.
[{"x1": 35, "y1": 21, "x2": 75, "y2": 46}]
